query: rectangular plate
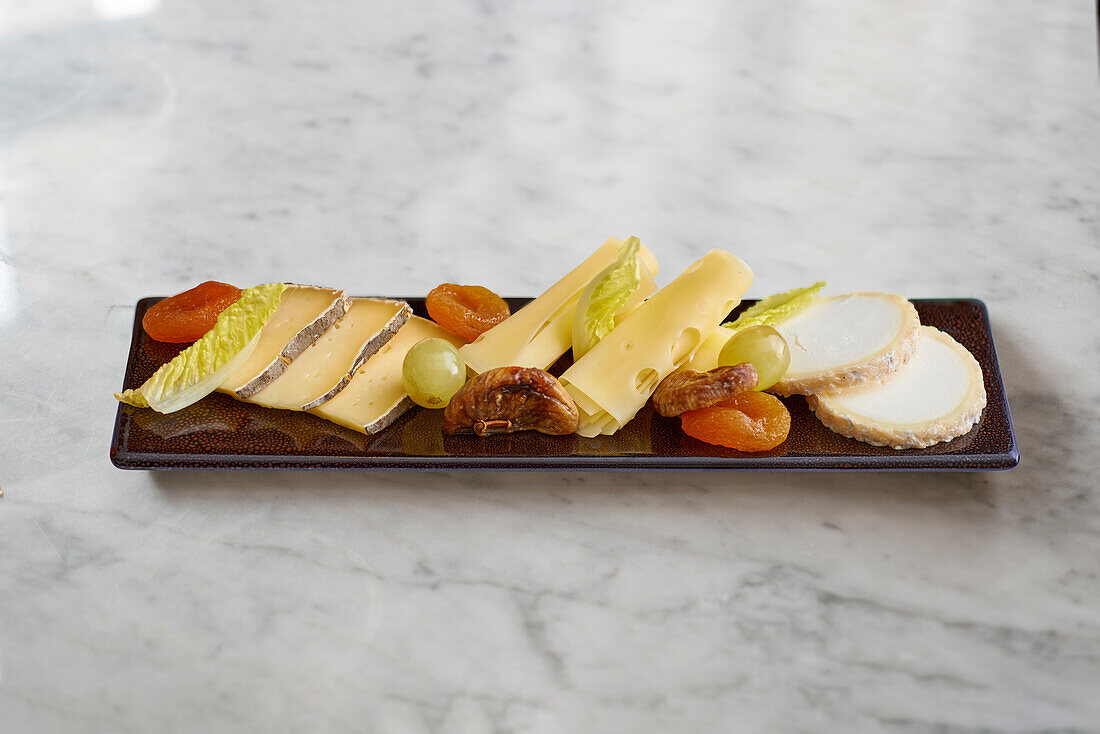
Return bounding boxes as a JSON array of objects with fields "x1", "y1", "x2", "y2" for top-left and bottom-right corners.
[{"x1": 110, "y1": 298, "x2": 1018, "y2": 471}]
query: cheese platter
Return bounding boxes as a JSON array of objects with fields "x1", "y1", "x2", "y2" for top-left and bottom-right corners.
[{"x1": 110, "y1": 283, "x2": 1018, "y2": 471}]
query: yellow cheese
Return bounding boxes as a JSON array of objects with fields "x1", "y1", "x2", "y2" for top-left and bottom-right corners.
[
  {"x1": 218, "y1": 285, "x2": 348, "y2": 399},
  {"x1": 560, "y1": 250, "x2": 754, "y2": 437},
  {"x1": 458, "y1": 238, "x2": 659, "y2": 374},
  {"x1": 684, "y1": 325, "x2": 736, "y2": 373},
  {"x1": 310, "y1": 316, "x2": 464, "y2": 434},
  {"x1": 244, "y1": 298, "x2": 411, "y2": 411}
]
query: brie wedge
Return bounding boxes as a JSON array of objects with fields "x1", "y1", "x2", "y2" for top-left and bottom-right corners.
[
  {"x1": 244, "y1": 298, "x2": 411, "y2": 411},
  {"x1": 310, "y1": 316, "x2": 464, "y2": 434},
  {"x1": 218, "y1": 285, "x2": 349, "y2": 399},
  {"x1": 770, "y1": 293, "x2": 921, "y2": 396},
  {"x1": 808, "y1": 326, "x2": 986, "y2": 449}
]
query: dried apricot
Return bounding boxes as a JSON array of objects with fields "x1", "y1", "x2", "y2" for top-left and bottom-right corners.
[
  {"x1": 143, "y1": 281, "x2": 243, "y2": 343},
  {"x1": 680, "y1": 391, "x2": 791, "y2": 452},
  {"x1": 426, "y1": 283, "x2": 510, "y2": 342}
]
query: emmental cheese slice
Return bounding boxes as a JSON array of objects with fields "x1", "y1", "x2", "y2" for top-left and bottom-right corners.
[
  {"x1": 459, "y1": 238, "x2": 659, "y2": 374},
  {"x1": 560, "y1": 249, "x2": 754, "y2": 437},
  {"x1": 243, "y1": 298, "x2": 411, "y2": 411},
  {"x1": 808, "y1": 326, "x2": 986, "y2": 449},
  {"x1": 218, "y1": 285, "x2": 349, "y2": 399},
  {"x1": 310, "y1": 316, "x2": 464, "y2": 434}
]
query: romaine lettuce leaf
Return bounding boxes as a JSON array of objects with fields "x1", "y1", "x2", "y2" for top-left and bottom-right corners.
[
  {"x1": 724, "y1": 281, "x2": 825, "y2": 331},
  {"x1": 116, "y1": 283, "x2": 286, "y2": 413},
  {"x1": 572, "y1": 237, "x2": 642, "y2": 360}
]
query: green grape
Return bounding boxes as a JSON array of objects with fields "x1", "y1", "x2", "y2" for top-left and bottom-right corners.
[
  {"x1": 718, "y1": 325, "x2": 791, "y2": 391},
  {"x1": 402, "y1": 338, "x2": 467, "y2": 409}
]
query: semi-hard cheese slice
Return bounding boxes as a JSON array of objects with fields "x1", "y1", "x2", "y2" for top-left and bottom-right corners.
[
  {"x1": 218, "y1": 285, "x2": 349, "y2": 399},
  {"x1": 560, "y1": 249, "x2": 754, "y2": 437},
  {"x1": 459, "y1": 238, "x2": 659, "y2": 374},
  {"x1": 244, "y1": 298, "x2": 411, "y2": 411},
  {"x1": 770, "y1": 293, "x2": 921, "y2": 396},
  {"x1": 684, "y1": 324, "x2": 735, "y2": 374},
  {"x1": 808, "y1": 326, "x2": 986, "y2": 449},
  {"x1": 310, "y1": 316, "x2": 464, "y2": 434}
]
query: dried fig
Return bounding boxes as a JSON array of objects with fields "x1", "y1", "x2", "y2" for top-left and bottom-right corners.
[
  {"x1": 651, "y1": 363, "x2": 758, "y2": 417},
  {"x1": 443, "y1": 366, "x2": 580, "y2": 436}
]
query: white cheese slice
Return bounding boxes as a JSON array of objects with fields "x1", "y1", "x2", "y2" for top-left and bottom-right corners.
[
  {"x1": 769, "y1": 293, "x2": 921, "y2": 396},
  {"x1": 310, "y1": 316, "x2": 464, "y2": 434},
  {"x1": 243, "y1": 298, "x2": 411, "y2": 411},
  {"x1": 459, "y1": 238, "x2": 659, "y2": 374},
  {"x1": 808, "y1": 326, "x2": 986, "y2": 449},
  {"x1": 560, "y1": 249, "x2": 754, "y2": 437},
  {"x1": 218, "y1": 285, "x2": 349, "y2": 399}
]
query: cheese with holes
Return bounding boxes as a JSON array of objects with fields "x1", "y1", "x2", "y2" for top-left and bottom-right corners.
[
  {"x1": 244, "y1": 298, "x2": 411, "y2": 411},
  {"x1": 310, "y1": 316, "x2": 464, "y2": 434},
  {"x1": 459, "y1": 239, "x2": 659, "y2": 374},
  {"x1": 684, "y1": 324, "x2": 736, "y2": 374},
  {"x1": 218, "y1": 285, "x2": 349, "y2": 399},
  {"x1": 560, "y1": 249, "x2": 754, "y2": 437}
]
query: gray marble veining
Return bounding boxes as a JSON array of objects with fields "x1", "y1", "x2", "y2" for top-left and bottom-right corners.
[{"x1": 1, "y1": 0, "x2": 1098, "y2": 731}]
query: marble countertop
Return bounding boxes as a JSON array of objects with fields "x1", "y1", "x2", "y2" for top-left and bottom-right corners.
[{"x1": 2, "y1": 0, "x2": 1099, "y2": 730}]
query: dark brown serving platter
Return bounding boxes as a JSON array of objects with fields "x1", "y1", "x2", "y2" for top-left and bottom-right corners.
[{"x1": 110, "y1": 297, "x2": 1018, "y2": 471}]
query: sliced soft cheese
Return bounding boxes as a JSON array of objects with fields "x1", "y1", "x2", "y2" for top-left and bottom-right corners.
[
  {"x1": 310, "y1": 316, "x2": 464, "y2": 434},
  {"x1": 768, "y1": 293, "x2": 921, "y2": 396},
  {"x1": 459, "y1": 238, "x2": 659, "y2": 374},
  {"x1": 218, "y1": 284, "x2": 349, "y2": 399},
  {"x1": 808, "y1": 326, "x2": 986, "y2": 449},
  {"x1": 560, "y1": 249, "x2": 754, "y2": 437},
  {"x1": 244, "y1": 298, "x2": 411, "y2": 411}
]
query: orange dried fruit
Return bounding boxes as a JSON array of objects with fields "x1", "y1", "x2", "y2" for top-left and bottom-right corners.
[
  {"x1": 680, "y1": 390, "x2": 791, "y2": 452},
  {"x1": 142, "y1": 281, "x2": 243, "y2": 343},
  {"x1": 425, "y1": 283, "x2": 510, "y2": 342}
]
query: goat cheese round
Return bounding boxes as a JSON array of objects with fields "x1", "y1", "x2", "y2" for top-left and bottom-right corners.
[
  {"x1": 771, "y1": 293, "x2": 922, "y2": 396},
  {"x1": 807, "y1": 327, "x2": 986, "y2": 449}
]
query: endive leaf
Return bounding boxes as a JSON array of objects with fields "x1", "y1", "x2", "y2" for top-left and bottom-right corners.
[
  {"x1": 116, "y1": 283, "x2": 287, "y2": 413},
  {"x1": 572, "y1": 237, "x2": 642, "y2": 360},
  {"x1": 724, "y1": 281, "x2": 825, "y2": 331}
]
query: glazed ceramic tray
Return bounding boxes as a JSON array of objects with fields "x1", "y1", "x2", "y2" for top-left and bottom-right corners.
[{"x1": 110, "y1": 297, "x2": 1018, "y2": 471}]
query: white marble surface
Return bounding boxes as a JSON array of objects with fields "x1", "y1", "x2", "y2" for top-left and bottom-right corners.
[{"x1": 2, "y1": 0, "x2": 1099, "y2": 731}]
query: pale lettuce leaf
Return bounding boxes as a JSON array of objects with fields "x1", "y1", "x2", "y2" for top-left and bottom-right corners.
[
  {"x1": 572, "y1": 237, "x2": 642, "y2": 360},
  {"x1": 116, "y1": 283, "x2": 286, "y2": 413},
  {"x1": 724, "y1": 281, "x2": 825, "y2": 331}
]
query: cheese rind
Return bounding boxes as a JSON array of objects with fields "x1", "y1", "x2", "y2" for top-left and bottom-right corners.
[
  {"x1": 458, "y1": 239, "x2": 659, "y2": 374},
  {"x1": 218, "y1": 284, "x2": 349, "y2": 399},
  {"x1": 244, "y1": 298, "x2": 411, "y2": 411},
  {"x1": 310, "y1": 316, "x2": 465, "y2": 434},
  {"x1": 808, "y1": 326, "x2": 986, "y2": 449},
  {"x1": 560, "y1": 249, "x2": 754, "y2": 437}
]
